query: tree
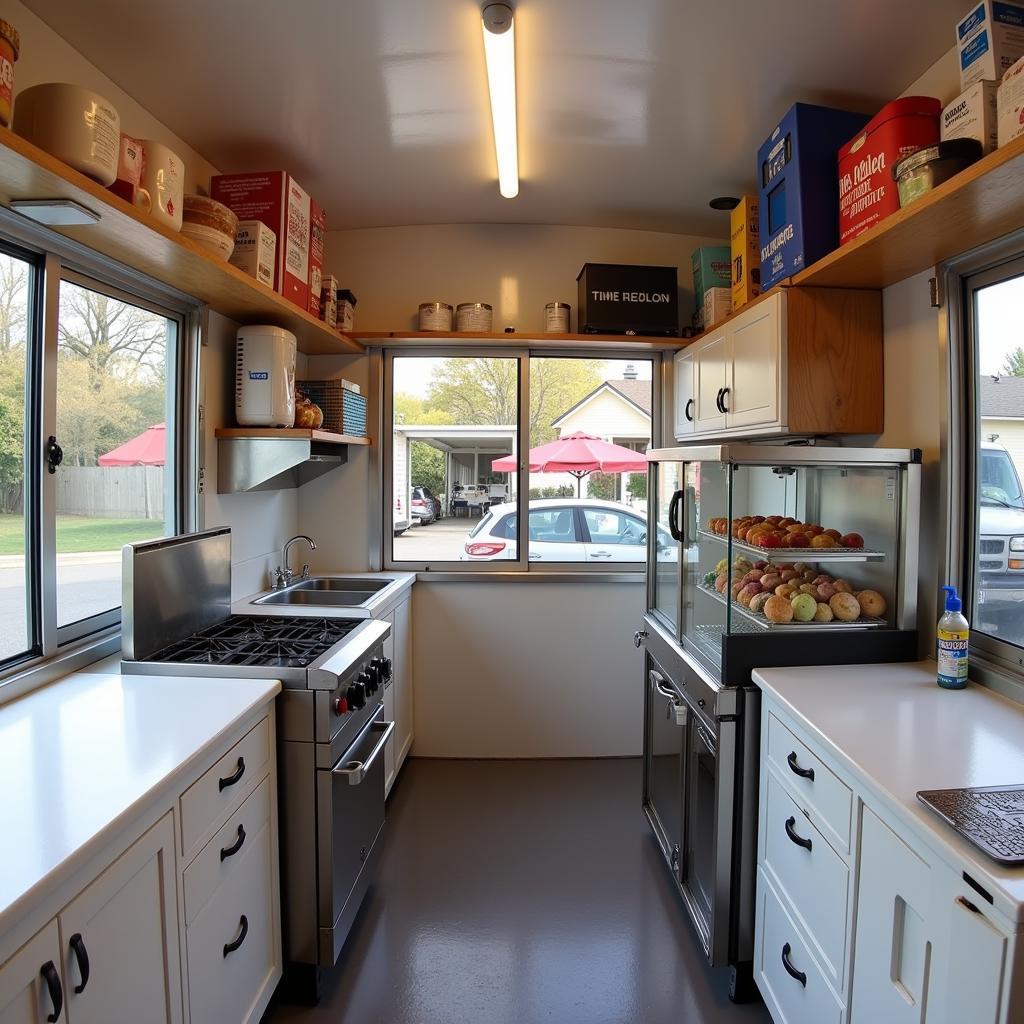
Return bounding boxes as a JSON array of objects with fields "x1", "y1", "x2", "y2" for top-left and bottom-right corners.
[
  {"x1": 587, "y1": 472, "x2": 618, "y2": 501},
  {"x1": 393, "y1": 391, "x2": 454, "y2": 426},
  {"x1": 0, "y1": 258, "x2": 28, "y2": 353},
  {"x1": 1001, "y1": 347, "x2": 1024, "y2": 377},
  {"x1": 627, "y1": 473, "x2": 647, "y2": 501},
  {"x1": 410, "y1": 441, "x2": 446, "y2": 497}
]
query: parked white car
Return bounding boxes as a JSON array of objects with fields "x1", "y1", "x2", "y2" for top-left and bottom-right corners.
[{"x1": 460, "y1": 498, "x2": 670, "y2": 562}]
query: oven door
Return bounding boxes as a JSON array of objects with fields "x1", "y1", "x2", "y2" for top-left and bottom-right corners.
[
  {"x1": 642, "y1": 656, "x2": 686, "y2": 874},
  {"x1": 316, "y1": 708, "x2": 395, "y2": 965}
]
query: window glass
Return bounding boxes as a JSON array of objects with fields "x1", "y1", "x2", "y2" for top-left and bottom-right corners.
[
  {"x1": 54, "y1": 280, "x2": 176, "y2": 629},
  {"x1": 0, "y1": 251, "x2": 34, "y2": 662},
  {"x1": 972, "y1": 271, "x2": 1024, "y2": 650},
  {"x1": 391, "y1": 355, "x2": 518, "y2": 564}
]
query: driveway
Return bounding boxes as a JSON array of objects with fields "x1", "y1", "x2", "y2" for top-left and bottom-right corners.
[{"x1": 393, "y1": 517, "x2": 481, "y2": 562}]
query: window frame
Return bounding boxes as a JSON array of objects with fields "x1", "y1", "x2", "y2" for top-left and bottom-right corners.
[
  {"x1": 381, "y1": 345, "x2": 661, "y2": 575},
  {"x1": 943, "y1": 235, "x2": 1024, "y2": 700},
  {"x1": 0, "y1": 206, "x2": 201, "y2": 686}
]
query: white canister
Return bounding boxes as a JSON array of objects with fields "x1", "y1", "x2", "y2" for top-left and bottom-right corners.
[
  {"x1": 235, "y1": 325, "x2": 297, "y2": 427},
  {"x1": 139, "y1": 139, "x2": 184, "y2": 232},
  {"x1": 13, "y1": 83, "x2": 120, "y2": 185},
  {"x1": 455, "y1": 302, "x2": 493, "y2": 332},
  {"x1": 419, "y1": 302, "x2": 453, "y2": 331},
  {"x1": 545, "y1": 302, "x2": 571, "y2": 332}
]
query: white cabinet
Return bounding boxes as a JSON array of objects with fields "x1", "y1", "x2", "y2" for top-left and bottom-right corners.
[
  {"x1": 672, "y1": 350, "x2": 695, "y2": 437},
  {"x1": 381, "y1": 593, "x2": 414, "y2": 797},
  {"x1": 693, "y1": 328, "x2": 730, "y2": 435},
  {"x1": 0, "y1": 922, "x2": 62, "y2": 1024},
  {"x1": 728, "y1": 297, "x2": 782, "y2": 429}
]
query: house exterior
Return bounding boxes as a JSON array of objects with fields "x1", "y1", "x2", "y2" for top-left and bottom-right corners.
[{"x1": 981, "y1": 376, "x2": 1024, "y2": 478}]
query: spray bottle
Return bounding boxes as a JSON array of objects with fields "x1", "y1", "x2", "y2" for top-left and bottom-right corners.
[{"x1": 937, "y1": 585, "x2": 969, "y2": 689}]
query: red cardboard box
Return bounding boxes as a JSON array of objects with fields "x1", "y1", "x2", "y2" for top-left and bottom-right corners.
[
  {"x1": 837, "y1": 96, "x2": 941, "y2": 245},
  {"x1": 308, "y1": 199, "x2": 326, "y2": 317},
  {"x1": 210, "y1": 171, "x2": 311, "y2": 310}
]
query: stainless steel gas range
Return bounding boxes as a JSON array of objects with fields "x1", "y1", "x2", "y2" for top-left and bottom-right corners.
[{"x1": 122, "y1": 529, "x2": 392, "y2": 1003}]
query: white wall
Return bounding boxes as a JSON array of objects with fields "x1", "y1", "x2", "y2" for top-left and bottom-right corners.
[{"x1": 7, "y1": 0, "x2": 220, "y2": 193}]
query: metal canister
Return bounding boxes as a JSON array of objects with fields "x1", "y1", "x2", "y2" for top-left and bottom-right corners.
[
  {"x1": 418, "y1": 302, "x2": 453, "y2": 331},
  {"x1": 455, "y1": 302, "x2": 493, "y2": 332},
  {"x1": 545, "y1": 302, "x2": 571, "y2": 332}
]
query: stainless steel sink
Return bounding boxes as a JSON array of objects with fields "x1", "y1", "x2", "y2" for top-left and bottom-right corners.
[{"x1": 252, "y1": 576, "x2": 393, "y2": 608}]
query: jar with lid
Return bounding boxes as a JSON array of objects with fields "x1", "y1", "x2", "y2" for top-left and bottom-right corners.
[
  {"x1": 545, "y1": 302, "x2": 571, "y2": 332},
  {"x1": 456, "y1": 302, "x2": 493, "y2": 332},
  {"x1": 419, "y1": 302, "x2": 453, "y2": 331},
  {"x1": 0, "y1": 20, "x2": 18, "y2": 128}
]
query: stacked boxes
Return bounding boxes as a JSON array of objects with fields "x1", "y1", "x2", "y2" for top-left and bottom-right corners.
[
  {"x1": 998, "y1": 54, "x2": 1024, "y2": 144},
  {"x1": 730, "y1": 196, "x2": 760, "y2": 309},
  {"x1": 757, "y1": 103, "x2": 870, "y2": 290},
  {"x1": 308, "y1": 200, "x2": 327, "y2": 318},
  {"x1": 229, "y1": 220, "x2": 276, "y2": 288},
  {"x1": 703, "y1": 288, "x2": 733, "y2": 330},
  {"x1": 957, "y1": 0, "x2": 1024, "y2": 89},
  {"x1": 942, "y1": 80, "x2": 1000, "y2": 152},
  {"x1": 691, "y1": 246, "x2": 731, "y2": 324}
]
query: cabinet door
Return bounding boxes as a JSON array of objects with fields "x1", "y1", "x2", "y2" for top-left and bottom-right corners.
[
  {"x1": 673, "y1": 351, "x2": 696, "y2": 439},
  {"x1": 0, "y1": 921, "x2": 64, "y2": 1024},
  {"x1": 850, "y1": 807, "x2": 931, "y2": 1024},
  {"x1": 381, "y1": 610, "x2": 397, "y2": 794},
  {"x1": 727, "y1": 293, "x2": 782, "y2": 430},
  {"x1": 392, "y1": 598, "x2": 413, "y2": 776},
  {"x1": 693, "y1": 331, "x2": 729, "y2": 434},
  {"x1": 59, "y1": 813, "x2": 182, "y2": 1024}
]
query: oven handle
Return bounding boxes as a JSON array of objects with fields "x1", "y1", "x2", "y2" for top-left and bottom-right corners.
[{"x1": 332, "y1": 720, "x2": 395, "y2": 785}]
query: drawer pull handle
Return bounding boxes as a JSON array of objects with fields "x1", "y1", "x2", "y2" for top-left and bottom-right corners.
[
  {"x1": 220, "y1": 824, "x2": 246, "y2": 861},
  {"x1": 223, "y1": 915, "x2": 249, "y2": 957},
  {"x1": 787, "y1": 750, "x2": 814, "y2": 781},
  {"x1": 69, "y1": 933, "x2": 90, "y2": 994},
  {"x1": 684, "y1": 398, "x2": 694, "y2": 422},
  {"x1": 781, "y1": 943, "x2": 807, "y2": 987},
  {"x1": 40, "y1": 960, "x2": 63, "y2": 1022},
  {"x1": 785, "y1": 815, "x2": 813, "y2": 851},
  {"x1": 218, "y1": 756, "x2": 245, "y2": 791}
]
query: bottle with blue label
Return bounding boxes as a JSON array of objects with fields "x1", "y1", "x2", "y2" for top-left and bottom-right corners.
[{"x1": 937, "y1": 585, "x2": 969, "y2": 689}]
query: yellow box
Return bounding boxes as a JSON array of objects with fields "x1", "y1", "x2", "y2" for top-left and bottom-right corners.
[{"x1": 730, "y1": 195, "x2": 760, "y2": 309}]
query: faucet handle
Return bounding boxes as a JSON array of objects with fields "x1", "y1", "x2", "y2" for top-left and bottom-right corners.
[
  {"x1": 300, "y1": 564, "x2": 311, "y2": 580},
  {"x1": 272, "y1": 566, "x2": 293, "y2": 589}
]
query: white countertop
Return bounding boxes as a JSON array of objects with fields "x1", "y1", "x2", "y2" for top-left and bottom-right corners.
[
  {"x1": 0, "y1": 666, "x2": 280, "y2": 936},
  {"x1": 233, "y1": 570, "x2": 415, "y2": 619},
  {"x1": 753, "y1": 661, "x2": 1024, "y2": 921}
]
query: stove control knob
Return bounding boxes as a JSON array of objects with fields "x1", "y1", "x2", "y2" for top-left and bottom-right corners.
[
  {"x1": 358, "y1": 668, "x2": 376, "y2": 695},
  {"x1": 371, "y1": 657, "x2": 392, "y2": 683},
  {"x1": 347, "y1": 683, "x2": 366, "y2": 709},
  {"x1": 333, "y1": 696, "x2": 350, "y2": 716}
]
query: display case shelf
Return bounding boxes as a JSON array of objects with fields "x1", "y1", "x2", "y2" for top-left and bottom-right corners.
[
  {"x1": 696, "y1": 529, "x2": 886, "y2": 562},
  {"x1": 696, "y1": 583, "x2": 887, "y2": 631}
]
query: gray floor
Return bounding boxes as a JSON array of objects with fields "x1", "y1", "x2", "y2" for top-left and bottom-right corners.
[{"x1": 265, "y1": 757, "x2": 772, "y2": 1024}]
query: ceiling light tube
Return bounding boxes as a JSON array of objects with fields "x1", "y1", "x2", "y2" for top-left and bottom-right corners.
[{"x1": 482, "y1": 2, "x2": 519, "y2": 199}]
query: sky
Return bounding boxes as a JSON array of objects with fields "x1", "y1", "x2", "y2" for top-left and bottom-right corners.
[{"x1": 977, "y1": 274, "x2": 1024, "y2": 377}]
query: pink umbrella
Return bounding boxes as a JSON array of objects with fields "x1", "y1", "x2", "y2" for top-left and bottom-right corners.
[
  {"x1": 491, "y1": 431, "x2": 647, "y2": 497},
  {"x1": 98, "y1": 423, "x2": 166, "y2": 467}
]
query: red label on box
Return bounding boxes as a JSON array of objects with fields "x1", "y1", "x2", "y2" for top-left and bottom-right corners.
[
  {"x1": 308, "y1": 200, "x2": 326, "y2": 317},
  {"x1": 837, "y1": 97, "x2": 941, "y2": 245}
]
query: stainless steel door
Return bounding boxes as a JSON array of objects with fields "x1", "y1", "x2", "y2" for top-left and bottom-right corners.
[{"x1": 642, "y1": 658, "x2": 686, "y2": 872}]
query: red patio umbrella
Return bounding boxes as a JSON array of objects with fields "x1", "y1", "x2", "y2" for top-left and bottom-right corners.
[
  {"x1": 491, "y1": 431, "x2": 647, "y2": 497},
  {"x1": 98, "y1": 423, "x2": 167, "y2": 467}
]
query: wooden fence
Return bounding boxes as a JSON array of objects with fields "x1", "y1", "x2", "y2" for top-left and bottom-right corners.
[{"x1": 57, "y1": 466, "x2": 164, "y2": 520}]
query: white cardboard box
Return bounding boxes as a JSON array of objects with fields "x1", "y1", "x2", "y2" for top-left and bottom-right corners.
[
  {"x1": 229, "y1": 220, "x2": 276, "y2": 288},
  {"x1": 942, "y1": 79, "x2": 1000, "y2": 151},
  {"x1": 998, "y1": 54, "x2": 1024, "y2": 145},
  {"x1": 957, "y1": 0, "x2": 1024, "y2": 89},
  {"x1": 703, "y1": 287, "x2": 732, "y2": 330}
]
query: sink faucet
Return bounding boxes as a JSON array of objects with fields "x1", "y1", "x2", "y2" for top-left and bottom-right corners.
[{"x1": 273, "y1": 534, "x2": 317, "y2": 589}]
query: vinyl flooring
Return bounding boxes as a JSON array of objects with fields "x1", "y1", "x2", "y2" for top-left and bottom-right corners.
[{"x1": 264, "y1": 757, "x2": 773, "y2": 1024}]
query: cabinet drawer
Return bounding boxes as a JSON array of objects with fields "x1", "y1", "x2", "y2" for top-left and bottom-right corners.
[
  {"x1": 767, "y1": 712, "x2": 852, "y2": 851},
  {"x1": 186, "y1": 815, "x2": 277, "y2": 1024},
  {"x1": 756, "y1": 869, "x2": 843, "y2": 1024},
  {"x1": 184, "y1": 776, "x2": 271, "y2": 925},
  {"x1": 763, "y1": 769, "x2": 850, "y2": 988},
  {"x1": 180, "y1": 717, "x2": 270, "y2": 857}
]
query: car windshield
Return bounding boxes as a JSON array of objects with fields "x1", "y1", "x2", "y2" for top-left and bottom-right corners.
[{"x1": 980, "y1": 450, "x2": 1024, "y2": 508}]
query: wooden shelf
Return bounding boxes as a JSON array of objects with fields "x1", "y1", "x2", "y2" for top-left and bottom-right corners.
[
  {"x1": 354, "y1": 330, "x2": 683, "y2": 351},
  {"x1": 214, "y1": 427, "x2": 370, "y2": 445},
  {"x1": 0, "y1": 126, "x2": 362, "y2": 355}
]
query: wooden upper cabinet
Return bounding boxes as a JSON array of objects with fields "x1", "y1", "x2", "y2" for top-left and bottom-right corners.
[{"x1": 672, "y1": 287, "x2": 882, "y2": 442}]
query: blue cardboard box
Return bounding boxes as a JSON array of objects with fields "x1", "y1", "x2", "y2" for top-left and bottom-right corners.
[{"x1": 757, "y1": 103, "x2": 871, "y2": 290}]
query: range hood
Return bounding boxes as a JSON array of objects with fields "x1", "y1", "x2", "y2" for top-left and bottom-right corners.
[{"x1": 217, "y1": 436, "x2": 348, "y2": 493}]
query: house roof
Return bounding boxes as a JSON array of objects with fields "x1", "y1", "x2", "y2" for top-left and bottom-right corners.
[
  {"x1": 980, "y1": 376, "x2": 1024, "y2": 418},
  {"x1": 550, "y1": 379, "x2": 652, "y2": 427}
]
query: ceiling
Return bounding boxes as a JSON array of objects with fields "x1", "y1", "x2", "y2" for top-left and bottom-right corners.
[{"x1": 26, "y1": 0, "x2": 963, "y2": 236}]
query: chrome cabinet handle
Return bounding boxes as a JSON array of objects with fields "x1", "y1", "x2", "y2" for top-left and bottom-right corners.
[
  {"x1": 333, "y1": 720, "x2": 395, "y2": 785},
  {"x1": 785, "y1": 815, "x2": 813, "y2": 851},
  {"x1": 633, "y1": 629, "x2": 648, "y2": 648}
]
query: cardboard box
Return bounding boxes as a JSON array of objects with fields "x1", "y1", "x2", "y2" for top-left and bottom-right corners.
[
  {"x1": 211, "y1": 171, "x2": 312, "y2": 309},
  {"x1": 229, "y1": 220, "x2": 276, "y2": 289},
  {"x1": 957, "y1": 0, "x2": 1024, "y2": 88},
  {"x1": 308, "y1": 200, "x2": 326, "y2": 317},
  {"x1": 838, "y1": 97, "x2": 941, "y2": 245},
  {"x1": 319, "y1": 274, "x2": 339, "y2": 328},
  {"x1": 576, "y1": 263, "x2": 679, "y2": 335},
  {"x1": 758, "y1": 103, "x2": 871, "y2": 289},
  {"x1": 336, "y1": 289, "x2": 357, "y2": 332},
  {"x1": 730, "y1": 197, "x2": 760, "y2": 309},
  {"x1": 703, "y1": 287, "x2": 732, "y2": 330},
  {"x1": 691, "y1": 246, "x2": 731, "y2": 313},
  {"x1": 943, "y1": 79, "x2": 1000, "y2": 151},
  {"x1": 998, "y1": 53, "x2": 1024, "y2": 145}
]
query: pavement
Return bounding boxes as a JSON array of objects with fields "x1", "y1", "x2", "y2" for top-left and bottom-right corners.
[{"x1": 393, "y1": 516, "x2": 479, "y2": 562}]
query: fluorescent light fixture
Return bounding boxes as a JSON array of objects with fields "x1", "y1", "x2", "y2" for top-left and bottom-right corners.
[{"x1": 481, "y1": 2, "x2": 519, "y2": 199}]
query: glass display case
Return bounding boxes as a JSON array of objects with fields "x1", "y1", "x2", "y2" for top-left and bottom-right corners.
[{"x1": 647, "y1": 444, "x2": 921, "y2": 683}]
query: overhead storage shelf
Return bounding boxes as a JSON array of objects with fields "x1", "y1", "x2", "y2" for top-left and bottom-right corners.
[
  {"x1": 0, "y1": 126, "x2": 362, "y2": 355},
  {"x1": 214, "y1": 427, "x2": 370, "y2": 445},
  {"x1": 354, "y1": 330, "x2": 683, "y2": 351}
]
